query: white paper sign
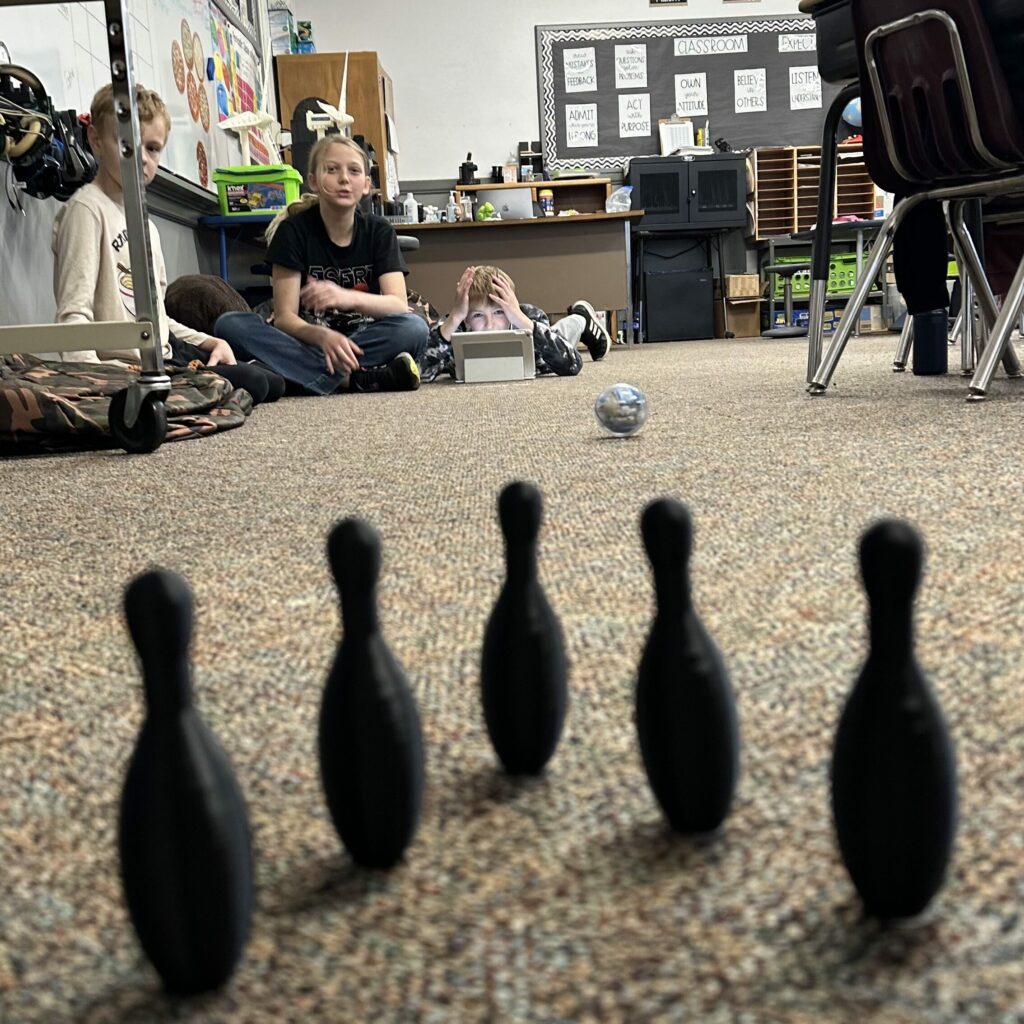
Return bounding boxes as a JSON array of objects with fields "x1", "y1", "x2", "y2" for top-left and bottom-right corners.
[
  {"x1": 564, "y1": 47, "x2": 597, "y2": 93},
  {"x1": 615, "y1": 44, "x2": 648, "y2": 89},
  {"x1": 734, "y1": 68, "x2": 767, "y2": 113},
  {"x1": 675, "y1": 35, "x2": 747, "y2": 57},
  {"x1": 789, "y1": 65, "x2": 822, "y2": 110},
  {"x1": 675, "y1": 72, "x2": 708, "y2": 117},
  {"x1": 566, "y1": 103, "x2": 599, "y2": 147},
  {"x1": 779, "y1": 33, "x2": 817, "y2": 52},
  {"x1": 619, "y1": 94, "x2": 651, "y2": 138}
]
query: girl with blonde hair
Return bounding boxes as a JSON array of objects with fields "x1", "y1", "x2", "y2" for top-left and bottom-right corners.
[{"x1": 214, "y1": 135, "x2": 428, "y2": 393}]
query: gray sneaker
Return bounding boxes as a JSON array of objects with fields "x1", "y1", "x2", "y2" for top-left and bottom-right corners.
[{"x1": 569, "y1": 299, "x2": 611, "y2": 360}]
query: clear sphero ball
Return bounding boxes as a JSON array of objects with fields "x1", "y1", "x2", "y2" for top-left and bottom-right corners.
[{"x1": 594, "y1": 382, "x2": 649, "y2": 438}]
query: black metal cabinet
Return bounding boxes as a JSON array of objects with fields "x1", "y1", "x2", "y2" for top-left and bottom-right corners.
[
  {"x1": 626, "y1": 154, "x2": 746, "y2": 341},
  {"x1": 627, "y1": 154, "x2": 747, "y2": 230}
]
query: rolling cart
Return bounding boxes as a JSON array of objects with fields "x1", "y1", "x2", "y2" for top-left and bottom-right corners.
[{"x1": 0, "y1": 0, "x2": 170, "y2": 453}]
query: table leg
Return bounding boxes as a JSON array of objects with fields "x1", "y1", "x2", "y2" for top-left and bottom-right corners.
[
  {"x1": 218, "y1": 228, "x2": 229, "y2": 283},
  {"x1": 854, "y1": 228, "x2": 863, "y2": 338},
  {"x1": 624, "y1": 221, "x2": 634, "y2": 347}
]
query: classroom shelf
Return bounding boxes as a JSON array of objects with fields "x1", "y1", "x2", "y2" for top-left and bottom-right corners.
[
  {"x1": 751, "y1": 143, "x2": 876, "y2": 239},
  {"x1": 454, "y1": 178, "x2": 612, "y2": 217}
]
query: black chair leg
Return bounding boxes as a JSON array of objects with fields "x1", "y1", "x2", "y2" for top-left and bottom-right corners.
[{"x1": 807, "y1": 82, "x2": 860, "y2": 381}]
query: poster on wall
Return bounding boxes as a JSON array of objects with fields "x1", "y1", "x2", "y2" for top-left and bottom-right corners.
[
  {"x1": 150, "y1": 0, "x2": 222, "y2": 189},
  {"x1": 566, "y1": 103, "x2": 599, "y2": 147},
  {"x1": 563, "y1": 47, "x2": 597, "y2": 93},
  {"x1": 207, "y1": 5, "x2": 270, "y2": 167},
  {"x1": 675, "y1": 34, "x2": 747, "y2": 56},
  {"x1": 779, "y1": 33, "x2": 815, "y2": 52},
  {"x1": 615, "y1": 44, "x2": 647, "y2": 89},
  {"x1": 789, "y1": 65, "x2": 821, "y2": 110},
  {"x1": 734, "y1": 67, "x2": 767, "y2": 113},
  {"x1": 618, "y1": 94, "x2": 651, "y2": 138},
  {"x1": 674, "y1": 72, "x2": 708, "y2": 117}
]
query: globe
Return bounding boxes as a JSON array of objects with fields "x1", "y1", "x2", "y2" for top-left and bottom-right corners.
[
  {"x1": 594, "y1": 383, "x2": 649, "y2": 438},
  {"x1": 842, "y1": 97, "x2": 862, "y2": 128}
]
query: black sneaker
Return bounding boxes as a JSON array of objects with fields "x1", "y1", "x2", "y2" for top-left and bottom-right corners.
[
  {"x1": 569, "y1": 299, "x2": 611, "y2": 361},
  {"x1": 348, "y1": 352, "x2": 421, "y2": 392}
]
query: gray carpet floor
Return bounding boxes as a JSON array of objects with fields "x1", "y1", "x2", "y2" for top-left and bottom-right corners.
[{"x1": 2, "y1": 335, "x2": 1023, "y2": 1024}]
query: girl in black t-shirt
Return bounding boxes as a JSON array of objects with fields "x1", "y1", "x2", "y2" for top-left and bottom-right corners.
[{"x1": 214, "y1": 136, "x2": 428, "y2": 394}]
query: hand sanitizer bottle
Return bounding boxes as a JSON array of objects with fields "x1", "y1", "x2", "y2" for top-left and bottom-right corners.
[
  {"x1": 447, "y1": 191, "x2": 459, "y2": 223},
  {"x1": 404, "y1": 192, "x2": 419, "y2": 223}
]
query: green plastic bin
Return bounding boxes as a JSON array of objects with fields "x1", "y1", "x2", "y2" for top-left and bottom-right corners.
[{"x1": 212, "y1": 164, "x2": 303, "y2": 216}]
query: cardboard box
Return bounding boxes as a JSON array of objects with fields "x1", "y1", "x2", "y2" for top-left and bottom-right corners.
[
  {"x1": 835, "y1": 304, "x2": 885, "y2": 333},
  {"x1": 725, "y1": 273, "x2": 761, "y2": 299},
  {"x1": 715, "y1": 298, "x2": 761, "y2": 338}
]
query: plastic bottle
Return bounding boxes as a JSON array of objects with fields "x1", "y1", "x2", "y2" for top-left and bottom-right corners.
[
  {"x1": 446, "y1": 190, "x2": 459, "y2": 223},
  {"x1": 404, "y1": 192, "x2": 419, "y2": 224}
]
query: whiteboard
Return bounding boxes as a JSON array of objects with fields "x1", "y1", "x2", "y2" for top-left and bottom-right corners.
[{"x1": 0, "y1": 0, "x2": 269, "y2": 191}]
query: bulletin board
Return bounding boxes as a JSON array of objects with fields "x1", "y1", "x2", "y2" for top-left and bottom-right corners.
[
  {"x1": 536, "y1": 14, "x2": 843, "y2": 173},
  {"x1": 0, "y1": 0, "x2": 268, "y2": 192}
]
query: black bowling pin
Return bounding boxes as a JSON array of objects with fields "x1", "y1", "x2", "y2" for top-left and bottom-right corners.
[
  {"x1": 831, "y1": 520, "x2": 957, "y2": 918},
  {"x1": 319, "y1": 518, "x2": 424, "y2": 869},
  {"x1": 119, "y1": 569, "x2": 252, "y2": 996},
  {"x1": 636, "y1": 498, "x2": 739, "y2": 833},
  {"x1": 481, "y1": 481, "x2": 568, "y2": 775}
]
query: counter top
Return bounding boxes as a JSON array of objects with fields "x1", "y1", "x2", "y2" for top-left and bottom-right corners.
[{"x1": 400, "y1": 211, "x2": 643, "y2": 231}]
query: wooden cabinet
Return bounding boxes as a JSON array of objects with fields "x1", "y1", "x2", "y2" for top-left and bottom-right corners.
[
  {"x1": 752, "y1": 144, "x2": 876, "y2": 239},
  {"x1": 454, "y1": 179, "x2": 612, "y2": 217},
  {"x1": 274, "y1": 51, "x2": 398, "y2": 198}
]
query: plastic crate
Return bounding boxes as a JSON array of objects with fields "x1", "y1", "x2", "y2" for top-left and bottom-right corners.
[
  {"x1": 212, "y1": 165, "x2": 303, "y2": 216},
  {"x1": 771, "y1": 251, "x2": 863, "y2": 299}
]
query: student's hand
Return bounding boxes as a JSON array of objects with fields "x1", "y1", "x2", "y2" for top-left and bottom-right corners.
[
  {"x1": 489, "y1": 272, "x2": 531, "y2": 330},
  {"x1": 205, "y1": 338, "x2": 237, "y2": 367},
  {"x1": 450, "y1": 266, "x2": 475, "y2": 323},
  {"x1": 314, "y1": 326, "x2": 363, "y2": 375},
  {"x1": 441, "y1": 267, "x2": 475, "y2": 340},
  {"x1": 301, "y1": 280, "x2": 356, "y2": 312}
]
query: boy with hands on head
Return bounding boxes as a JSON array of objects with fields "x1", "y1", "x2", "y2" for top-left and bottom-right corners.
[{"x1": 421, "y1": 265, "x2": 610, "y2": 383}]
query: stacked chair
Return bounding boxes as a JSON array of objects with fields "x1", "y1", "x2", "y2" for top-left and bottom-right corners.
[{"x1": 803, "y1": 0, "x2": 1024, "y2": 401}]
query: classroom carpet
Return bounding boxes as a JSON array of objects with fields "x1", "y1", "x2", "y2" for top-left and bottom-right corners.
[{"x1": 1, "y1": 335, "x2": 1022, "y2": 1024}]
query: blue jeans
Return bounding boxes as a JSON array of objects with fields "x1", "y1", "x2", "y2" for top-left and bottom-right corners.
[{"x1": 213, "y1": 311, "x2": 429, "y2": 396}]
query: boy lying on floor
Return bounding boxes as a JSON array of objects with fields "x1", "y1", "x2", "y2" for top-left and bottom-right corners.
[{"x1": 419, "y1": 265, "x2": 611, "y2": 383}]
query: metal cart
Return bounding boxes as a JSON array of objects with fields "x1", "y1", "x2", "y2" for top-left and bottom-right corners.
[{"x1": 0, "y1": 0, "x2": 170, "y2": 452}]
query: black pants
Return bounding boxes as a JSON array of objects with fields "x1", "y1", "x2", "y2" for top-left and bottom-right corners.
[{"x1": 168, "y1": 334, "x2": 285, "y2": 404}]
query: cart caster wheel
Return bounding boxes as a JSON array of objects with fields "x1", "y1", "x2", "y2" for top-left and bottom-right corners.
[{"x1": 109, "y1": 389, "x2": 167, "y2": 454}]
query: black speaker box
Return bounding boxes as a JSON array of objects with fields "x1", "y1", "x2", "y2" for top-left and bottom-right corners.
[{"x1": 644, "y1": 269, "x2": 714, "y2": 341}]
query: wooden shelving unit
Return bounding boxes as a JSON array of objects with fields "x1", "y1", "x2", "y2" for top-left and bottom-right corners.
[
  {"x1": 836, "y1": 145, "x2": 877, "y2": 227},
  {"x1": 795, "y1": 146, "x2": 821, "y2": 234},
  {"x1": 274, "y1": 52, "x2": 398, "y2": 199},
  {"x1": 750, "y1": 147, "x2": 795, "y2": 240},
  {"x1": 454, "y1": 178, "x2": 612, "y2": 216},
  {"x1": 752, "y1": 144, "x2": 876, "y2": 239}
]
